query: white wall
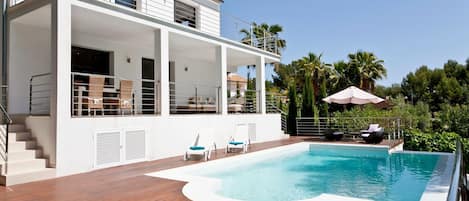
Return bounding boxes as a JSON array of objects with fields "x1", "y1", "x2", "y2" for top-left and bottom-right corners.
[
  {"x1": 9, "y1": 23, "x2": 51, "y2": 114},
  {"x1": 172, "y1": 55, "x2": 218, "y2": 104},
  {"x1": 140, "y1": 0, "x2": 220, "y2": 36},
  {"x1": 141, "y1": 0, "x2": 174, "y2": 22},
  {"x1": 55, "y1": 114, "x2": 284, "y2": 176},
  {"x1": 198, "y1": 5, "x2": 220, "y2": 36},
  {"x1": 25, "y1": 116, "x2": 55, "y2": 167}
]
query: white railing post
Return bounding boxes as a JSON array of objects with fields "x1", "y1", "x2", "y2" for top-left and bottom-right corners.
[
  {"x1": 263, "y1": 31, "x2": 267, "y2": 51},
  {"x1": 250, "y1": 24, "x2": 254, "y2": 46}
]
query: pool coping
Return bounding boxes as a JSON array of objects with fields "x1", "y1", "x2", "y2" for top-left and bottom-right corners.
[{"x1": 146, "y1": 142, "x2": 455, "y2": 201}]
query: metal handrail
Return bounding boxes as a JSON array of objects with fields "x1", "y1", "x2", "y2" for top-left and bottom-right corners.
[
  {"x1": 0, "y1": 103, "x2": 11, "y2": 175},
  {"x1": 447, "y1": 140, "x2": 467, "y2": 201}
]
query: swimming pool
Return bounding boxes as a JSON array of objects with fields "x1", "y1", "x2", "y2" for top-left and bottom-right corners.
[{"x1": 147, "y1": 143, "x2": 454, "y2": 201}]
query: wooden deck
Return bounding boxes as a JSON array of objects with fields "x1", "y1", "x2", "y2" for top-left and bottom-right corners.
[{"x1": 0, "y1": 137, "x2": 395, "y2": 201}]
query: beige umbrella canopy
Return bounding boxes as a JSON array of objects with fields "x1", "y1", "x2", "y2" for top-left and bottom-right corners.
[{"x1": 322, "y1": 86, "x2": 385, "y2": 105}]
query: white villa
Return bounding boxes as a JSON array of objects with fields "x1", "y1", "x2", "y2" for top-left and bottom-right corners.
[{"x1": 0, "y1": 0, "x2": 285, "y2": 185}]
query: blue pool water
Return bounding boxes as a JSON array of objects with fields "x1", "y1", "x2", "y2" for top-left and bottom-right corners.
[{"x1": 202, "y1": 145, "x2": 442, "y2": 201}]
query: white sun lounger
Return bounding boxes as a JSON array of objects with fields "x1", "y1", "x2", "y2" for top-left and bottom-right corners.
[
  {"x1": 226, "y1": 124, "x2": 250, "y2": 153},
  {"x1": 184, "y1": 129, "x2": 216, "y2": 161}
]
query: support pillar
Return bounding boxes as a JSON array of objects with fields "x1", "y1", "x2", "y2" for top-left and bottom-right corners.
[
  {"x1": 216, "y1": 45, "x2": 227, "y2": 115},
  {"x1": 155, "y1": 29, "x2": 169, "y2": 116},
  {"x1": 256, "y1": 56, "x2": 266, "y2": 114}
]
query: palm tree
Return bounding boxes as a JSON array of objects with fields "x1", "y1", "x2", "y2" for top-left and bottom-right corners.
[
  {"x1": 298, "y1": 53, "x2": 331, "y2": 97},
  {"x1": 348, "y1": 51, "x2": 387, "y2": 92}
]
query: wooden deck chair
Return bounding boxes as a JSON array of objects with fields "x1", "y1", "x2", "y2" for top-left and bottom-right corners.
[
  {"x1": 87, "y1": 76, "x2": 105, "y2": 116},
  {"x1": 119, "y1": 80, "x2": 133, "y2": 115}
]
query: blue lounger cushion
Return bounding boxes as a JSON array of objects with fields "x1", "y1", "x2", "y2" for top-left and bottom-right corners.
[
  {"x1": 190, "y1": 146, "x2": 205, "y2": 150},
  {"x1": 229, "y1": 141, "x2": 244, "y2": 146}
]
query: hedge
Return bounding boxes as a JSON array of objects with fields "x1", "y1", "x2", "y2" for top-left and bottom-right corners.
[{"x1": 404, "y1": 130, "x2": 469, "y2": 171}]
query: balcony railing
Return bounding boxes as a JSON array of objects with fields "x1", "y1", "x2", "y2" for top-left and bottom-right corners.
[
  {"x1": 71, "y1": 72, "x2": 160, "y2": 117},
  {"x1": 8, "y1": 0, "x2": 281, "y2": 55},
  {"x1": 227, "y1": 89, "x2": 260, "y2": 114},
  {"x1": 170, "y1": 82, "x2": 221, "y2": 114}
]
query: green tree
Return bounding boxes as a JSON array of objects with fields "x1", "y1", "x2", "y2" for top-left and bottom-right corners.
[
  {"x1": 301, "y1": 75, "x2": 314, "y2": 117},
  {"x1": 287, "y1": 83, "x2": 298, "y2": 134},
  {"x1": 319, "y1": 78, "x2": 329, "y2": 117},
  {"x1": 348, "y1": 51, "x2": 387, "y2": 92}
]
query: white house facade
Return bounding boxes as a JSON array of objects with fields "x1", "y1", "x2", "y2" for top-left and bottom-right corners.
[{"x1": 0, "y1": 0, "x2": 285, "y2": 185}]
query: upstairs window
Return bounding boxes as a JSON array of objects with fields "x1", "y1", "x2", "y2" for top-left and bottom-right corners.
[
  {"x1": 116, "y1": 0, "x2": 137, "y2": 9},
  {"x1": 174, "y1": 0, "x2": 197, "y2": 28}
]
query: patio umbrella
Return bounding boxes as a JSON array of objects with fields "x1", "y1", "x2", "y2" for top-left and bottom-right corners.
[{"x1": 322, "y1": 86, "x2": 384, "y2": 105}]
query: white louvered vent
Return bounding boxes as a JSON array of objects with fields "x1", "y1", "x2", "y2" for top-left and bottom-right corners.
[
  {"x1": 248, "y1": 123, "x2": 256, "y2": 142},
  {"x1": 96, "y1": 131, "x2": 121, "y2": 166},
  {"x1": 125, "y1": 130, "x2": 146, "y2": 161}
]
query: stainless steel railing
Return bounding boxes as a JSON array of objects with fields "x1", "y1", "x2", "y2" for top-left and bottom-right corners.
[
  {"x1": 296, "y1": 117, "x2": 407, "y2": 145},
  {"x1": 227, "y1": 89, "x2": 260, "y2": 114},
  {"x1": 447, "y1": 140, "x2": 468, "y2": 201},
  {"x1": 266, "y1": 92, "x2": 288, "y2": 132},
  {"x1": 170, "y1": 81, "x2": 221, "y2": 114},
  {"x1": 0, "y1": 103, "x2": 11, "y2": 175},
  {"x1": 71, "y1": 72, "x2": 160, "y2": 116},
  {"x1": 29, "y1": 73, "x2": 52, "y2": 115}
]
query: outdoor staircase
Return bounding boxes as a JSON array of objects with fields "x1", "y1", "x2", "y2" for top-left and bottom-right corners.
[{"x1": 0, "y1": 122, "x2": 55, "y2": 186}]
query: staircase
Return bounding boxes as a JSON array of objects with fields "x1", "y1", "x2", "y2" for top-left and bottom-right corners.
[{"x1": 0, "y1": 122, "x2": 55, "y2": 186}]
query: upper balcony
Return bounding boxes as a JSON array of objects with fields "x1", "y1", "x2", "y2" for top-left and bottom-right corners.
[{"x1": 9, "y1": 0, "x2": 281, "y2": 55}]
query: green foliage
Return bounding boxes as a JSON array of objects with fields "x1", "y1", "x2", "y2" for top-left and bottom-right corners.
[
  {"x1": 404, "y1": 130, "x2": 469, "y2": 171},
  {"x1": 301, "y1": 75, "x2": 314, "y2": 117},
  {"x1": 319, "y1": 79, "x2": 329, "y2": 117},
  {"x1": 348, "y1": 51, "x2": 387, "y2": 92},
  {"x1": 287, "y1": 84, "x2": 297, "y2": 134},
  {"x1": 404, "y1": 130, "x2": 460, "y2": 152},
  {"x1": 438, "y1": 104, "x2": 469, "y2": 138},
  {"x1": 401, "y1": 60, "x2": 469, "y2": 112},
  {"x1": 332, "y1": 97, "x2": 432, "y2": 131}
]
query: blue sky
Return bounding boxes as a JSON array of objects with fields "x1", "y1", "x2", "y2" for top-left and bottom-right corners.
[{"x1": 221, "y1": 0, "x2": 469, "y2": 86}]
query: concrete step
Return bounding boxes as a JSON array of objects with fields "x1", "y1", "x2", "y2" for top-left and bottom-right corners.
[
  {"x1": 6, "y1": 159, "x2": 47, "y2": 175},
  {"x1": 0, "y1": 168, "x2": 55, "y2": 186},
  {"x1": 9, "y1": 124, "x2": 26, "y2": 132},
  {"x1": 7, "y1": 150, "x2": 42, "y2": 162},
  {"x1": 8, "y1": 132, "x2": 31, "y2": 142},
  {"x1": 8, "y1": 141, "x2": 36, "y2": 152}
]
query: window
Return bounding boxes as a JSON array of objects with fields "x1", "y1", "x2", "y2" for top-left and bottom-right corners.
[
  {"x1": 72, "y1": 46, "x2": 112, "y2": 75},
  {"x1": 115, "y1": 0, "x2": 137, "y2": 9},
  {"x1": 174, "y1": 0, "x2": 197, "y2": 28},
  {"x1": 71, "y1": 46, "x2": 114, "y2": 87}
]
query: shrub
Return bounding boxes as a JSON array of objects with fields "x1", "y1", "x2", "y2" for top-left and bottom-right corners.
[
  {"x1": 438, "y1": 104, "x2": 469, "y2": 138},
  {"x1": 404, "y1": 130, "x2": 469, "y2": 171}
]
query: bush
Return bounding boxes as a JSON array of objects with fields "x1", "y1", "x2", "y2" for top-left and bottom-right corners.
[
  {"x1": 438, "y1": 104, "x2": 469, "y2": 138},
  {"x1": 404, "y1": 130, "x2": 469, "y2": 171}
]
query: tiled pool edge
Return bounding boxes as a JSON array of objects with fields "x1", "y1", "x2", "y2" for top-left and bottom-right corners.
[{"x1": 145, "y1": 142, "x2": 454, "y2": 201}]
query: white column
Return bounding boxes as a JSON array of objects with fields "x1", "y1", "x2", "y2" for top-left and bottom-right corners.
[
  {"x1": 155, "y1": 29, "x2": 170, "y2": 116},
  {"x1": 256, "y1": 56, "x2": 266, "y2": 114},
  {"x1": 52, "y1": 0, "x2": 71, "y2": 170},
  {"x1": 216, "y1": 45, "x2": 228, "y2": 115}
]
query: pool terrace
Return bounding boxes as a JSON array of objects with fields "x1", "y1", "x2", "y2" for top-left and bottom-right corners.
[{"x1": 0, "y1": 137, "x2": 407, "y2": 201}]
